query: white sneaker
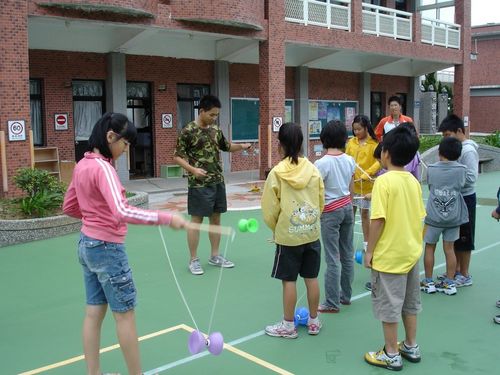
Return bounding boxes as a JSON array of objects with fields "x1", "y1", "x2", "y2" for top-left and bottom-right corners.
[
  {"x1": 208, "y1": 255, "x2": 234, "y2": 268},
  {"x1": 265, "y1": 320, "x2": 298, "y2": 339},
  {"x1": 189, "y1": 258, "x2": 204, "y2": 275}
]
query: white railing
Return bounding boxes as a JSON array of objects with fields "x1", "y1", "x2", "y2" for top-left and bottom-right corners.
[
  {"x1": 285, "y1": 0, "x2": 351, "y2": 31},
  {"x1": 362, "y1": 3, "x2": 412, "y2": 40},
  {"x1": 421, "y1": 17, "x2": 460, "y2": 49}
]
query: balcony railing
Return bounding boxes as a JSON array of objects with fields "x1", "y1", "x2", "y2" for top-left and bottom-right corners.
[
  {"x1": 421, "y1": 17, "x2": 460, "y2": 49},
  {"x1": 285, "y1": 0, "x2": 351, "y2": 31},
  {"x1": 362, "y1": 3, "x2": 412, "y2": 40}
]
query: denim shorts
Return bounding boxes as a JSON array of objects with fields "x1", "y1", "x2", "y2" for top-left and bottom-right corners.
[{"x1": 78, "y1": 233, "x2": 137, "y2": 313}]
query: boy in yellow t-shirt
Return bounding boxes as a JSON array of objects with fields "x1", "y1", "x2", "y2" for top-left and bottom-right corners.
[{"x1": 363, "y1": 126, "x2": 426, "y2": 371}]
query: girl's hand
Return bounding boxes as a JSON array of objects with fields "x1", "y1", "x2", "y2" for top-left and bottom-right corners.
[
  {"x1": 169, "y1": 214, "x2": 188, "y2": 230},
  {"x1": 364, "y1": 193, "x2": 372, "y2": 201}
]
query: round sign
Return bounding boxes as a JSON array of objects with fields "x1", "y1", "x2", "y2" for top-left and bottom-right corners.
[
  {"x1": 56, "y1": 115, "x2": 66, "y2": 125},
  {"x1": 10, "y1": 121, "x2": 23, "y2": 135}
]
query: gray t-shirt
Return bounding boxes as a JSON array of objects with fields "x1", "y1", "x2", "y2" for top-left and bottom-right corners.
[
  {"x1": 458, "y1": 139, "x2": 479, "y2": 196},
  {"x1": 425, "y1": 160, "x2": 468, "y2": 228}
]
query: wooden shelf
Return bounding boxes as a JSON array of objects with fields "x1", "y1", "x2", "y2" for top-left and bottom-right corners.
[{"x1": 33, "y1": 147, "x2": 60, "y2": 180}]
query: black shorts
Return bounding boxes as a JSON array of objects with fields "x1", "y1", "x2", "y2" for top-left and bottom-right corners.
[
  {"x1": 455, "y1": 193, "x2": 476, "y2": 251},
  {"x1": 271, "y1": 240, "x2": 321, "y2": 281},
  {"x1": 187, "y1": 182, "x2": 227, "y2": 217}
]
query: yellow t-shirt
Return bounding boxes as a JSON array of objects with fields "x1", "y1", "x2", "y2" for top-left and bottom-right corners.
[
  {"x1": 370, "y1": 171, "x2": 426, "y2": 274},
  {"x1": 345, "y1": 137, "x2": 380, "y2": 195}
]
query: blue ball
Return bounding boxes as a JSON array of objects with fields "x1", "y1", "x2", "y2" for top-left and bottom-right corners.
[{"x1": 294, "y1": 307, "x2": 309, "y2": 326}]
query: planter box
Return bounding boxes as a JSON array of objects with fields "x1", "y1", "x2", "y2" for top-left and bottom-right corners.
[{"x1": 0, "y1": 191, "x2": 148, "y2": 248}]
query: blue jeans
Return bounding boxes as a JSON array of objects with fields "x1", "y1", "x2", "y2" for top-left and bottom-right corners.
[
  {"x1": 320, "y1": 205, "x2": 354, "y2": 309},
  {"x1": 78, "y1": 233, "x2": 137, "y2": 312}
]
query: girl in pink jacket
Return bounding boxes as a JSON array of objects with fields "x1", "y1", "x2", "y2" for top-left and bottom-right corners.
[{"x1": 63, "y1": 112, "x2": 186, "y2": 375}]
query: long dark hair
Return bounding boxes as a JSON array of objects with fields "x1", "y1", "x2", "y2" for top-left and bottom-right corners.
[
  {"x1": 88, "y1": 112, "x2": 137, "y2": 159},
  {"x1": 352, "y1": 114, "x2": 377, "y2": 141},
  {"x1": 278, "y1": 122, "x2": 303, "y2": 164}
]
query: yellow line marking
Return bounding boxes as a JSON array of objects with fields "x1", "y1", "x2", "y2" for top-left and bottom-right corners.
[
  {"x1": 180, "y1": 325, "x2": 293, "y2": 375},
  {"x1": 20, "y1": 323, "x2": 292, "y2": 375},
  {"x1": 19, "y1": 324, "x2": 185, "y2": 375}
]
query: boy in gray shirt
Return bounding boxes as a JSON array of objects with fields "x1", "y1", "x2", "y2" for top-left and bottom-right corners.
[
  {"x1": 438, "y1": 114, "x2": 479, "y2": 287},
  {"x1": 420, "y1": 137, "x2": 468, "y2": 296}
]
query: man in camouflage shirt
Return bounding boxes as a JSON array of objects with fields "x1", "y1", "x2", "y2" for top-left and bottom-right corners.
[{"x1": 174, "y1": 95, "x2": 251, "y2": 275}]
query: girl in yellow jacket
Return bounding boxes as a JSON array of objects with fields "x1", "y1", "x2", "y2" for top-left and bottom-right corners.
[
  {"x1": 261, "y1": 122, "x2": 325, "y2": 339},
  {"x1": 346, "y1": 115, "x2": 380, "y2": 257}
]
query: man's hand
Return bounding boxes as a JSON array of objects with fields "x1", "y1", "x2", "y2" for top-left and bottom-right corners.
[
  {"x1": 241, "y1": 143, "x2": 251, "y2": 150},
  {"x1": 191, "y1": 167, "x2": 207, "y2": 179}
]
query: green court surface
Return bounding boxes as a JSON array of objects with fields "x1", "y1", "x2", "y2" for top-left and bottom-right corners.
[{"x1": 1, "y1": 172, "x2": 499, "y2": 374}]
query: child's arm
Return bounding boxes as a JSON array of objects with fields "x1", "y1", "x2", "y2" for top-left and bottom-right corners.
[
  {"x1": 261, "y1": 173, "x2": 280, "y2": 231},
  {"x1": 62, "y1": 181, "x2": 82, "y2": 219},
  {"x1": 364, "y1": 218, "x2": 385, "y2": 268}
]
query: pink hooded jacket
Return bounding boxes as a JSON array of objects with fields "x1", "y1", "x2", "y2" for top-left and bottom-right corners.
[{"x1": 63, "y1": 152, "x2": 172, "y2": 243}]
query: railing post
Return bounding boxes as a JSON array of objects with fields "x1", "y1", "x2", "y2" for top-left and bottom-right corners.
[
  {"x1": 327, "y1": 2, "x2": 331, "y2": 29},
  {"x1": 303, "y1": 0, "x2": 308, "y2": 26}
]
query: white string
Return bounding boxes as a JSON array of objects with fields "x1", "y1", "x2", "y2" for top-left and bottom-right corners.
[
  {"x1": 207, "y1": 232, "x2": 234, "y2": 334},
  {"x1": 158, "y1": 226, "x2": 199, "y2": 332},
  {"x1": 158, "y1": 225, "x2": 235, "y2": 336}
]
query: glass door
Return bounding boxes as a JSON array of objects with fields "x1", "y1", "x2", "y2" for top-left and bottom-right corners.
[{"x1": 127, "y1": 82, "x2": 153, "y2": 179}]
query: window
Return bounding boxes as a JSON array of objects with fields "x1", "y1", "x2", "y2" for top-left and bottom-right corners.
[
  {"x1": 30, "y1": 79, "x2": 43, "y2": 146},
  {"x1": 395, "y1": 0, "x2": 407, "y2": 11},
  {"x1": 72, "y1": 80, "x2": 104, "y2": 141},
  {"x1": 72, "y1": 80, "x2": 105, "y2": 161}
]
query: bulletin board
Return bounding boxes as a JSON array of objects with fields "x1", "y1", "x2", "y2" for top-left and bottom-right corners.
[
  {"x1": 230, "y1": 98, "x2": 296, "y2": 141},
  {"x1": 231, "y1": 98, "x2": 259, "y2": 142},
  {"x1": 308, "y1": 100, "x2": 358, "y2": 139}
]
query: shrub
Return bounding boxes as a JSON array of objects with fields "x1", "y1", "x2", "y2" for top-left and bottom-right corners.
[
  {"x1": 484, "y1": 131, "x2": 500, "y2": 148},
  {"x1": 418, "y1": 135, "x2": 441, "y2": 153},
  {"x1": 13, "y1": 168, "x2": 66, "y2": 217}
]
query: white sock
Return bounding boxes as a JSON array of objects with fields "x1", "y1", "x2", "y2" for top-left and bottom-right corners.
[
  {"x1": 308, "y1": 316, "x2": 319, "y2": 325},
  {"x1": 283, "y1": 319, "x2": 295, "y2": 329},
  {"x1": 363, "y1": 241, "x2": 368, "y2": 251}
]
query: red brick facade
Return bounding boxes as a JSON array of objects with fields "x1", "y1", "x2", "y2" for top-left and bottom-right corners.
[
  {"x1": 0, "y1": 0, "x2": 472, "y2": 197},
  {"x1": 470, "y1": 24, "x2": 500, "y2": 133}
]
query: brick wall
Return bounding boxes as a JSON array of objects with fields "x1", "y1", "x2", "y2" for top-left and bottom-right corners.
[
  {"x1": 126, "y1": 55, "x2": 213, "y2": 176},
  {"x1": 470, "y1": 38, "x2": 500, "y2": 86},
  {"x1": 0, "y1": 1, "x2": 31, "y2": 198},
  {"x1": 470, "y1": 96, "x2": 500, "y2": 133},
  {"x1": 29, "y1": 50, "x2": 107, "y2": 161}
]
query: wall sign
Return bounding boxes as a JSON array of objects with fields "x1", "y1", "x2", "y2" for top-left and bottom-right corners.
[
  {"x1": 8, "y1": 120, "x2": 26, "y2": 141},
  {"x1": 162, "y1": 113, "x2": 173, "y2": 128},
  {"x1": 272, "y1": 116, "x2": 283, "y2": 132},
  {"x1": 54, "y1": 113, "x2": 68, "y2": 131}
]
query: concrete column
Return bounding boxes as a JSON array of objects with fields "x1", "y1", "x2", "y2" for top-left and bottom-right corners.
[
  {"x1": 454, "y1": 0, "x2": 472, "y2": 135},
  {"x1": 408, "y1": 77, "x2": 422, "y2": 132},
  {"x1": 105, "y1": 52, "x2": 129, "y2": 182},
  {"x1": 0, "y1": 1, "x2": 30, "y2": 197},
  {"x1": 214, "y1": 61, "x2": 231, "y2": 172},
  {"x1": 259, "y1": 0, "x2": 285, "y2": 178},
  {"x1": 295, "y1": 66, "x2": 309, "y2": 158},
  {"x1": 359, "y1": 72, "x2": 371, "y2": 118}
]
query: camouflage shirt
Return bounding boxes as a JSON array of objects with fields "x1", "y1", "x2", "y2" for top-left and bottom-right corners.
[{"x1": 174, "y1": 121, "x2": 231, "y2": 188}]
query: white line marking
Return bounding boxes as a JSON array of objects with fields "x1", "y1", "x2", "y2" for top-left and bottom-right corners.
[{"x1": 146, "y1": 240, "x2": 500, "y2": 374}]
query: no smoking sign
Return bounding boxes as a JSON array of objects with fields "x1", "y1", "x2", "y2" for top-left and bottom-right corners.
[
  {"x1": 8, "y1": 120, "x2": 26, "y2": 141},
  {"x1": 162, "y1": 113, "x2": 173, "y2": 128}
]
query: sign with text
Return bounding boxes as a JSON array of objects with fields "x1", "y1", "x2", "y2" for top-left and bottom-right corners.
[
  {"x1": 54, "y1": 113, "x2": 68, "y2": 130},
  {"x1": 162, "y1": 113, "x2": 173, "y2": 128},
  {"x1": 8, "y1": 120, "x2": 26, "y2": 141}
]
